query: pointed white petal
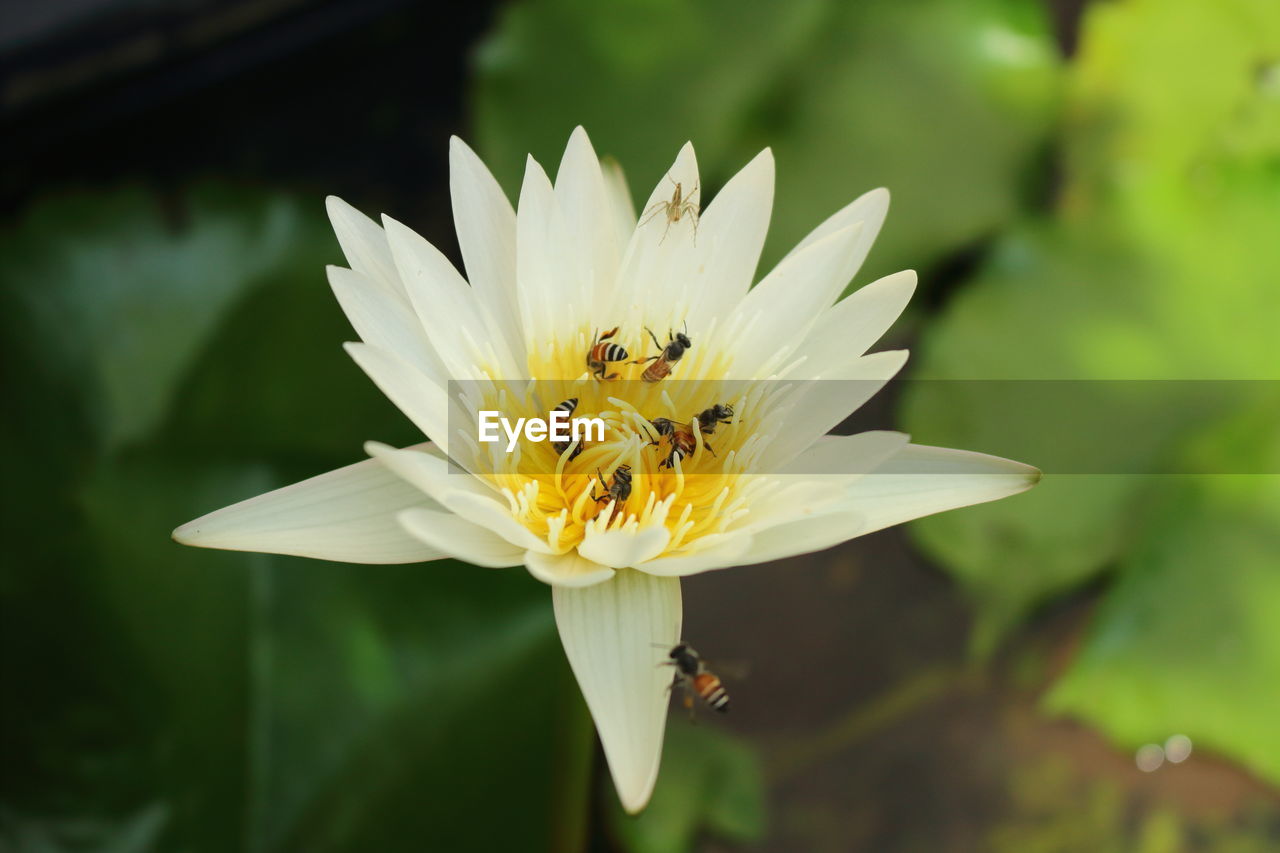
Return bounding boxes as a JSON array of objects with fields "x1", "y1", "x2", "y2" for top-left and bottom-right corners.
[
  {"x1": 797, "y1": 270, "x2": 917, "y2": 371},
  {"x1": 688, "y1": 148, "x2": 774, "y2": 326},
  {"x1": 783, "y1": 430, "x2": 911, "y2": 476},
  {"x1": 516, "y1": 155, "x2": 578, "y2": 343},
  {"x1": 173, "y1": 452, "x2": 444, "y2": 564},
  {"x1": 381, "y1": 215, "x2": 518, "y2": 378},
  {"x1": 730, "y1": 510, "x2": 867, "y2": 567},
  {"x1": 634, "y1": 534, "x2": 753, "y2": 577},
  {"x1": 344, "y1": 343, "x2": 452, "y2": 454},
  {"x1": 449, "y1": 136, "x2": 524, "y2": 355},
  {"x1": 327, "y1": 265, "x2": 447, "y2": 383},
  {"x1": 729, "y1": 225, "x2": 862, "y2": 375},
  {"x1": 556, "y1": 127, "x2": 622, "y2": 316},
  {"x1": 601, "y1": 156, "x2": 636, "y2": 251},
  {"x1": 578, "y1": 524, "x2": 671, "y2": 569},
  {"x1": 326, "y1": 196, "x2": 405, "y2": 299},
  {"x1": 553, "y1": 570, "x2": 681, "y2": 814},
  {"x1": 397, "y1": 507, "x2": 525, "y2": 568},
  {"x1": 525, "y1": 549, "x2": 616, "y2": 587},
  {"x1": 846, "y1": 443, "x2": 1041, "y2": 536},
  {"x1": 784, "y1": 187, "x2": 890, "y2": 292}
]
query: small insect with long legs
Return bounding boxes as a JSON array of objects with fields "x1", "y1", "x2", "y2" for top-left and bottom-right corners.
[
  {"x1": 591, "y1": 464, "x2": 633, "y2": 505},
  {"x1": 648, "y1": 417, "x2": 713, "y2": 469},
  {"x1": 693, "y1": 403, "x2": 734, "y2": 435},
  {"x1": 550, "y1": 397, "x2": 584, "y2": 461},
  {"x1": 587, "y1": 327, "x2": 629, "y2": 381},
  {"x1": 631, "y1": 325, "x2": 691, "y2": 383},
  {"x1": 640, "y1": 178, "x2": 700, "y2": 243}
]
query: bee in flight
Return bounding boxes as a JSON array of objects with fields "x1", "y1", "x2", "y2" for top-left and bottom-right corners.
[
  {"x1": 641, "y1": 178, "x2": 700, "y2": 243},
  {"x1": 663, "y1": 642, "x2": 730, "y2": 714},
  {"x1": 591, "y1": 464, "x2": 632, "y2": 505},
  {"x1": 550, "y1": 397, "x2": 584, "y2": 461},
  {"x1": 631, "y1": 326, "x2": 691, "y2": 383},
  {"x1": 694, "y1": 403, "x2": 733, "y2": 435},
  {"x1": 648, "y1": 417, "x2": 713, "y2": 469},
  {"x1": 587, "y1": 327, "x2": 629, "y2": 381}
]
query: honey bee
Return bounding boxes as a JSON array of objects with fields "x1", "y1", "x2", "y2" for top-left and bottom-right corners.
[
  {"x1": 641, "y1": 178, "x2": 700, "y2": 243},
  {"x1": 694, "y1": 403, "x2": 734, "y2": 435},
  {"x1": 664, "y1": 642, "x2": 730, "y2": 713},
  {"x1": 551, "y1": 397, "x2": 583, "y2": 460},
  {"x1": 591, "y1": 464, "x2": 633, "y2": 505},
  {"x1": 587, "y1": 327, "x2": 629, "y2": 381},
  {"x1": 631, "y1": 327, "x2": 691, "y2": 383},
  {"x1": 648, "y1": 417, "x2": 713, "y2": 469}
]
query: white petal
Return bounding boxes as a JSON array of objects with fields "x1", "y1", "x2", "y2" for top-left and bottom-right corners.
[
  {"x1": 761, "y1": 350, "x2": 909, "y2": 468},
  {"x1": 173, "y1": 451, "x2": 444, "y2": 564},
  {"x1": 553, "y1": 570, "x2": 681, "y2": 813},
  {"x1": 729, "y1": 225, "x2": 862, "y2": 376},
  {"x1": 556, "y1": 127, "x2": 621, "y2": 318},
  {"x1": 397, "y1": 507, "x2": 525, "y2": 568},
  {"x1": 327, "y1": 265, "x2": 447, "y2": 383},
  {"x1": 730, "y1": 510, "x2": 867, "y2": 567},
  {"x1": 634, "y1": 535, "x2": 753, "y2": 577},
  {"x1": 381, "y1": 215, "x2": 519, "y2": 378},
  {"x1": 525, "y1": 549, "x2": 616, "y2": 587},
  {"x1": 687, "y1": 148, "x2": 774, "y2": 327},
  {"x1": 783, "y1": 430, "x2": 911, "y2": 476},
  {"x1": 516, "y1": 155, "x2": 578, "y2": 343},
  {"x1": 601, "y1": 155, "x2": 637, "y2": 251},
  {"x1": 326, "y1": 196, "x2": 406, "y2": 299},
  {"x1": 845, "y1": 443, "x2": 1041, "y2": 536},
  {"x1": 578, "y1": 524, "x2": 671, "y2": 569},
  {"x1": 797, "y1": 270, "x2": 917, "y2": 372},
  {"x1": 784, "y1": 187, "x2": 890, "y2": 293},
  {"x1": 449, "y1": 137, "x2": 524, "y2": 355},
  {"x1": 344, "y1": 343, "x2": 453, "y2": 454}
]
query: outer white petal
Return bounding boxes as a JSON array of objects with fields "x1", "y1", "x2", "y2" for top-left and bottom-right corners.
[
  {"x1": 326, "y1": 196, "x2": 406, "y2": 299},
  {"x1": 344, "y1": 343, "x2": 454, "y2": 454},
  {"x1": 634, "y1": 535, "x2": 754, "y2": 577},
  {"x1": 397, "y1": 507, "x2": 525, "y2": 568},
  {"x1": 516, "y1": 155, "x2": 578, "y2": 344},
  {"x1": 555, "y1": 127, "x2": 621, "y2": 318},
  {"x1": 784, "y1": 187, "x2": 890, "y2": 294},
  {"x1": 524, "y1": 549, "x2": 616, "y2": 587},
  {"x1": 783, "y1": 430, "x2": 911, "y2": 476},
  {"x1": 600, "y1": 156, "x2": 636, "y2": 251},
  {"x1": 327, "y1": 265, "x2": 448, "y2": 384},
  {"x1": 730, "y1": 510, "x2": 867, "y2": 568},
  {"x1": 553, "y1": 570, "x2": 681, "y2": 814},
  {"x1": 449, "y1": 136, "x2": 524, "y2": 355},
  {"x1": 687, "y1": 148, "x2": 774, "y2": 327},
  {"x1": 796, "y1": 270, "x2": 917, "y2": 372},
  {"x1": 728, "y1": 225, "x2": 862, "y2": 376},
  {"x1": 846, "y1": 443, "x2": 1042, "y2": 536},
  {"x1": 172, "y1": 451, "x2": 444, "y2": 564}
]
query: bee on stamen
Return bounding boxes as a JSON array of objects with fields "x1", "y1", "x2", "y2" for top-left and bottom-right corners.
[
  {"x1": 631, "y1": 326, "x2": 691, "y2": 383},
  {"x1": 587, "y1": 327, "x2": 629, "y2": 381},
  {"x1": 551, "y1": 397, "x2": 584, "y2": 460},
  {"x1": 648, "y1": 417, "x2": 713, "y2": 469},
  {"x1": 662, "y1": 642, "x2": 730, "y2": 714},
  {"x1": 694, "y1": 403, "x2": 734, "y2": 435},
  {"x1": 591, "y1": 464, "x2": 632, "y2": 505},
  {"x1": 640, "y1": 178, "x2": 700, "y2": 243}
]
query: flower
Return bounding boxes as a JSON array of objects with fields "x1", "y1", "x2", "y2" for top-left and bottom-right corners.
[{"x1": 173, "y1": 127, "x2": 1038, "y2": 813}]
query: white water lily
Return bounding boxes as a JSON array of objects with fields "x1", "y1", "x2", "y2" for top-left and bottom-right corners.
[{"x1": 173, "y1": 127, "x2": 1038, "y2": 813}]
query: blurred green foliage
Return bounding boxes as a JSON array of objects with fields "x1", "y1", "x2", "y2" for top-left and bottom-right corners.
[
  {"x1": 901, "y1": 0, "x2": 1280, "y2": 785},
  {"x1": 472, "y1": 0, "x2": 1061, "y2": 280},
  {"x1": 0, "y1": 186, "x2": 588, "y2": 851}
]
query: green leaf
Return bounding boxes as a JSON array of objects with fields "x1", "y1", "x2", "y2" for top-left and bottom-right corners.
[
  {"x1": 0, "y1": 186, "x2": 338, "y2": 453},
  {"x1": 1044, "y1": 474, "x2": 1280, "y2": 786},
  {"x1": 606, "y1": 724, "x2": 765, "y2": 853},
  {"x1": 471, "y1": 0, "x2": 1060, "y2": 279}
]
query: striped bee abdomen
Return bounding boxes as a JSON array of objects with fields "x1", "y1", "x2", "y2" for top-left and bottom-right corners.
[{"x1": 693, "y1": 672, "x2": 730, "y2": 712}]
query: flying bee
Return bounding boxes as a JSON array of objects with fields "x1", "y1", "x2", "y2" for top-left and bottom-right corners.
[
  {"x1": 550, "y1": 397, "x2": 584, "y2": 461},
  {"x1": 648, "y1": 417, "x2": 713, "y2": 469},
  {"x1": 631, "y1": 326, "x2": 691, "y2": 383},
  {"x1": 663, "y1": 642, "x2": 730, "y2": 714},
  {"x1": 694, "y1": 403, "x2": 734, "y2": 435},
  {"x1": 587, "y1": 327, "x2": 629, "y2": 381},
  {"x1": 591, "y1": 464, "x2": 632, "y2": 505},
  {"x1": 640, "y1": 178, "x2": 700, "y2": 243}
]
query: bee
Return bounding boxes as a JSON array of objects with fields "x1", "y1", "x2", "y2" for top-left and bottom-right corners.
[
  {"x1": 664, "y1": 642, "x2": 730, "y2": 713},
  {"x1": 641, "y1": 178, "x2": 700, "y2": 243},
  {"x1": 591, "y1": 464, "x2": 633, "y2": 505},
  {"x1": 694, "y1": 403, "x2": 733, "y2": 435},
  {"x1": 631, "y1": 327, "x2": 691, "y2": 383},
  {"x1": 587, "y1": 327, "x2": 629, "y2": 381},
  {"x1": 648, "y1": 417, "x2": 712, "y2": 469},
  {"x1": 550, "y1": 397, "x2": 584, "y2": 460}
]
